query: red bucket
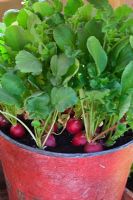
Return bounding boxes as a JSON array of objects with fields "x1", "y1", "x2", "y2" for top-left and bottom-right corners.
[{"x1": 0, "y1": 130, "x2": 133, "y2": 200}]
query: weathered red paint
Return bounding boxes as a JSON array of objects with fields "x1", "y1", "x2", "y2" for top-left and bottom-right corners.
[{"x1": 0, "y1": 131, "x2": 133, "y2": 200}]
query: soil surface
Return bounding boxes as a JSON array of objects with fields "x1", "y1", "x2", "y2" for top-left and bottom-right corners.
[{"x1": 0, "y1": 121, "x2": 133, "y2": 154}]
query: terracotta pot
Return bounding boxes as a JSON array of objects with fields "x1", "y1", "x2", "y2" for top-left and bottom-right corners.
[{"x1": 0, "y1": 130, "x2": 133, "y2": 200}]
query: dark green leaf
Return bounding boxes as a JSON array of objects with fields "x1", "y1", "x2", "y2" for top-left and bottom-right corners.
[
  {"x1": 53, "y1": 24, "x2": 75, "y2": 51},
  {"x1": 26, "y1": 93, "x2": 52, "y2": 119},
  {"x1": 50, "y1": 54, "x2": 74, "y2": 77},
  {"x1": 87, "y1": 36, "x2": 107, "y2": 75},
  {"x1": 1, "y1": 73, "x2": 26, "y2": 96},
  {"x1": 77, "y1": 19, "x2": 104, "y2": 54},
  {"x1": 121, "y1": 61, "x2": 133, "y2": 93},
  {"x1": 51, "y1": 87, "x2": 78, "y2": 112},
  {"x1": 16, "y1": 50, "x2": 42, "y2": 75},
  {"x1": 63, "y1": 59, "x2": 79, "y2": 84},
  {"x1": 64, "y1": 0, "x2": 83, "y2": 17},
  {"x1": 0, "y1": 88, "x2": 20, "y2": 106},
  {"x1": 114, "y1": 44, "x2": 133, "y2": 73},
  {"x1": 89, "y1": 0, "x2": 112, "y2": 9},
  {"x1": 5, "y1": 25, "x2": 31, "y2": 50}
]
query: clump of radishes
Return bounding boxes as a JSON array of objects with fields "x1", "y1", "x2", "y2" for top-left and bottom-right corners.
[{"x1": 66, "y1": 117, "x2": 103, "y2": 153}]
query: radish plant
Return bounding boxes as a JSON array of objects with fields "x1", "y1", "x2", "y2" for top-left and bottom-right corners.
[{"x1": 0, "y1": 0, "x2": 133, "y2": 152}]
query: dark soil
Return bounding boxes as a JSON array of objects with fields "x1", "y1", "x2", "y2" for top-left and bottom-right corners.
[{"x1": 0, "y1": 115, "x2": 133, "y2": 154}]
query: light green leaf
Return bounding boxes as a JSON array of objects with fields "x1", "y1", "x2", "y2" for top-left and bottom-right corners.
[
  {"x1": 53, "y1": 24, "x2": 75, "y2": 51},
  {"x1": 1, "y1": 73, "x2": 26, "y2": 96},
  {"x1": 16, "y1": 50, "x2": 42, "y2": 75},
  {"x1": 51, "y1": 87, "x2": 78, "y2": 112},
  {"x1": 50, "y1": 54, "x2": 74, "y2": 77},
  {"x1": 0, "y1": 88, "x2": 20, "y2": 106},
  {"x1": 121, "y1": 61, "x2": 133, "y2": 93},
  {"x1": 64, "y1": 0, "x2": 83, "y2": 17},
  {"x1": 5, "y1": 25, "x2": 31, "y2": 50},
  {"x1": 118, "y1": 94, "x2": 132, "y2": 120},
  {"x1": 129, "y1": 35, "x2": 133, "y2": 49},
  {"x1": 17, "y1": 9, "x2": 29, "y2": 29},
  {"x1": 87, "y1": 36, "x2": 107, "y2": 75},
  {"x1": 26, "y1": 93, "x2": 52, "y2": 119},
  {"x1": 115, "y1": 5, "x2": 132, "y2": 21},
  {"x1": 3, "y1": 9, "x2": 19, "y2": 27},
  {"x1": 86, "y1": 89, "x2": 110, "y2": 103},
  {"x1": 112, "y1": 123, "x2": 127, "y2": 140},
  {"x1": 32, "y1": 2, "x2": 54, "y2": 17}
]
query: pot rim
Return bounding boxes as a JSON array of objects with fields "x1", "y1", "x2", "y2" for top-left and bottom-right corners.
[{"x1": 0, "y1": 130, "x2": 133, "y2": 158}]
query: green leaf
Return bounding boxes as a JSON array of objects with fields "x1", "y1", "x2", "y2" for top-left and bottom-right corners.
[
  {"x1": 17, "y1": 9, "x2": 29, "y2": 29},
  {"x1": 118, "y1": 94, "x2": 132, "y2": 120},
  {"x1": 77, "y1": 19, "x2": 104, "y2": 54},
  {"x1": 53, "y1": 24, "x2": 75, "y2": 51},
  {"x1": 51, "y1": 0, "x2": 63, "y2": 12},
  {"x1": 50, "y1": 54, "x2": 74, "y2": 77},
  {"x1": 63, "y1": 59, "x2": 79, "y2": 84},
  {"x1": 114, "y1": 44, "x2": 133, "y2": 73},
  {"x1": 112, "y1": 123, "x2": 127, "y2": 140},
  {"x1": 32, "y1": 2, "x2": 54, "y2": 17},
  {"x1": 86, "y1": 89, "x2": 110, "y2": 103},
  {"x1": 0, "y1": 88, "x2": 19, "y2": 106},
  {"x1": 5, "y1": 25, "x2": 31, "y2": 51},
  {"x1": 114, "y1": 5, "x2": 132, "y2": 21},
  {"x1": 1, "y1": 73, "x2": 26, "y2": 96},
  {"x1": 51, "y1": 87, "x2": 78, "y2": 112},
  {"x1": 127, "y1": 105, "x2": 133, "y2": 129},
  {"x1": 26, "y1": 93, "x2": 52, "y2": 119},
  {"x1": 64, "y1": 0, "x2": 83, "y2": 17},
  {"x1": 87, "y1": 36, "x2": 107, "y2": 75},
  {"x1": 89, "y1": 0, "x2": 112, "y2": 10},
  {"x1": 16, "y1": 50, "x2": 42, "y2": 75},
  {"x1": 129, "y1": 35, "x2": 133, "y2": 49},
  {"x1": 121, "y1": 61, "x2": 133, "y2": 93},
  {"x1": 3, "y1": 9, "x2": 19, "y2": 27},
  {"x1": 106, "y1": 123, "x2": 127, "y2": 146}
]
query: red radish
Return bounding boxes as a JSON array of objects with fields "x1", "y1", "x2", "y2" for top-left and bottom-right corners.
[
  {"x1": 84, "y1": 142, "x2": 103, "y2": 153},
  {"x1": 0, "y1": 115, "x2": 8, "y2": 128},
  {"x1": 66, "y1": 118, "x2": 83, "y2": 134},
  {"x1": 45, "y1": 135, "x2": 56, "y2": 147},
  {"x1": 10, "y1": 124, "x2": 25, "y2": 138},
  {"x1": 63, "y1": 108, "x2": 75, "y2": 117},
  {"x1": 72, "y1": 132, "x2": 87, "y2": 146}
]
